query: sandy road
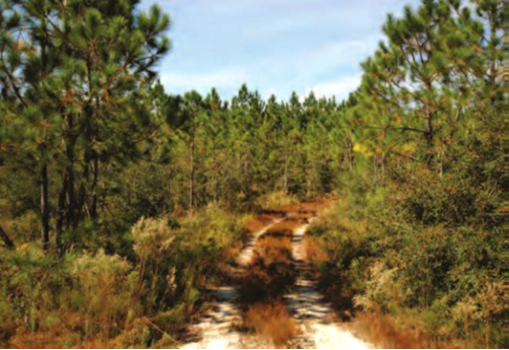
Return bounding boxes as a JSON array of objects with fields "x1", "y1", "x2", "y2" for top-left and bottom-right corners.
[
  {"x1": 180, "y1": 209, "x2": 371, "y2": 349},
  {"x1": 286, "y1": 221, "x2": 371, "y2": 349},
  {"x1": 180, "y1": 218, "x2": 284, "y2": 349}
]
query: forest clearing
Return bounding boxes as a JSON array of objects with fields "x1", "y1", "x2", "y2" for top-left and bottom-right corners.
[{"x1": 0, "y1": 0, "x2": 504, "y2": 348}]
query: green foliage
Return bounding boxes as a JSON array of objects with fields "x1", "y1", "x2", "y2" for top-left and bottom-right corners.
[
  {"x1": 0, "y1": 0, "x2": 502, "y2": 347},
  {"x1": 0, "y1": 246, "x2": 137, "y2": 344},
  {"x1": 310, "y1": 154, "x2": 500, "y2": 346},
  {"x1": 0, "y1": 205, "x2": 244, "y2": 347}
]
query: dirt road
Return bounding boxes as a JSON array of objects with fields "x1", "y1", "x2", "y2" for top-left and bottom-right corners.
[{"x1": 180, "y1": 203, "x2": 371, "y2": 349}]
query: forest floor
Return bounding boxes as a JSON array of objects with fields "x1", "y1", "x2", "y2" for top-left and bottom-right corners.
[{"x1": 179, "y1": 199, "x2": 372, "y2": 349}]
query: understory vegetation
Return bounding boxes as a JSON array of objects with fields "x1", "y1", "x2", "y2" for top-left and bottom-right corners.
[
  {"x1": 0, "y1": 205, "x2": 244, "y2": 347},
  {"x1": 0, "y1": 0, "x2": 504, "y2": 348},
  {"x1": 307, "y1": 160, "x2": 501, "y2": 347}
]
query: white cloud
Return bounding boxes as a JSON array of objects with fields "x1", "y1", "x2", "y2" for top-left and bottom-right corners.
[
  {"x1": 305, "y1": 74, "x2": 362, "y2": 100},
  {"x1": 301, "y1": 36, "x2": 381, "y2": 76},
  {"x1": 160, "y1": 68, "x2": 251, "y2": 95},
  {"x1": 145, "y1": 0, "x2": 421, "y2": 101}
]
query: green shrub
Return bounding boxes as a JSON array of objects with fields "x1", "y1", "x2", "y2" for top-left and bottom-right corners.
[
  {"x1": 0, "y1": 246, "x2": 139, "y2": 346},
  {"x1": 310, "y1": 162, "x2": 499, "y2": 347}
]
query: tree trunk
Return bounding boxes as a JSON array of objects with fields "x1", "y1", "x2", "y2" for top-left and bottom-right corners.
[
  {"x1": 347, "y1": 135, "x2": 355, "y2": 170},
  {"x1": 189, "y1": 139, "x2": 195, "y2": 211},
  {"x1": 425, "y1": 106, "x2": 434, "y2": 167},
  {"x1": 283, "y1": 152, "x2": 289, "y2": 195},
  {"x1": 90, "y1": 156, "x2": 99, "y2": 219},
  {"x1": 41, "y1": 163, "x2": 50, "y2": 252},
  {"x1": 56, "y1": 170, "x2": 69, "y2": 253},
  {"x1": 0, "y1": 225, "x2": 15, "y2": 250},
  {"x1": 65, "y1": 113, "x2": 76, "y2": 226}
]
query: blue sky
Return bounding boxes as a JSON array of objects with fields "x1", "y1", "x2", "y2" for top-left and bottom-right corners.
[{"x1": 140, "y1": 0, "x2": 418, "y2": 102}]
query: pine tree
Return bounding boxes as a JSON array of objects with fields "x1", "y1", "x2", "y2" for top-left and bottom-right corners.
[
  {"x1": 0, "y1": 0, "x2": 170, "y2": 252},
  {"x1": 360, "y1": 0, "x2": 484, "y2": 168}
]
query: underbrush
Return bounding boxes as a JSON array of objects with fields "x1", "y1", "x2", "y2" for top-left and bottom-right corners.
[
  {"x1": 306, "y1": 168, "x2": 501, "y2": 348},
  {"x1": 0, "y1": 204, "x2": 244, "y2": 348},
  {"x1": 254, "y1": 191, "x2": 299, "y2": 211}
]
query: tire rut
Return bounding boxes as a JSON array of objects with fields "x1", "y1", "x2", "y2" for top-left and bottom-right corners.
[
  {"x1": 180, "y1": 218, "x2": 284, "y2": 349},
  {"x1": 181, "y1": 208, "x2": 371, "y2": 349},
  {"x1": 285, "y1": 221, "x2": 372, "y2": 349}
]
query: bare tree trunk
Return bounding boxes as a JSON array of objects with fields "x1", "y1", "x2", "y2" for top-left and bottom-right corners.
[
  {"x1": 41, "y1": 163, "x2": 50, "y2": 252},
  {"x1": 306, "y1": 158, "x2": 314, "y2": 198},
  {"x1": 56, "y1": 113, "x2": 77, "y2": 254},
  {"x1": 76, "y1": 153, "x2": 90, "y2": 227},
  {"x1": 0, "y1": 225, "x2": 14, "y2": 250}
]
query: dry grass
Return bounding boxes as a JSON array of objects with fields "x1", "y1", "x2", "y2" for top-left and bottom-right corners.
[
  {"x1": 220, "y1": 244, "x2": 242, "y2": 262},
  {"x1": 278, "y1": 197, "x2": 335, "y2": 215},
  {"x1": 239, "y1": 198, "x2": 335, "y2": 307},
  {"x1": 255, "y1": 236, "x2": 293, "y2": 264},
  {"x1": 8, "y1": 323, "x2": 119, "y2": 349},
  {"x1": 240, "y1": 234, "x2": 296, "y2": 302},
  {"x1": 255, "y1": 191, "x2": 299, "y2": 210},
  {"x1": 244, "y1": 214, "x2": 279, "y2": 234},
  {"x1": 243, "y1": 301, "x2": 298, "y2": 347},
  {"x1": 352, "y1": 312, "x2": 426, "y2": 349},
  {"x1": 286, "y1": 211, "x2": 314, "y2": 220},
  {"x1": 265, "y1": 219, "x2": 300, "y2": 237},
  {"x1": 303, "y1": 236, "x2": 329, "y2": 265},
  {"x1": 241, "y1": 213, "x2": 283, "y2": 250},
  {"x1": 239, "y1": 216, "x2": 301, "y2": 303}
]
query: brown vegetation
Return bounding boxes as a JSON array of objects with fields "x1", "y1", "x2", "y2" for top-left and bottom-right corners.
[
  {"x1": 243, "y1": 301, "x2": 298, "y2": 347},
  {"x1": 239, "y1": 234, "x2": 295, "y2": 302},
  {"x1": 264, "y1": 219, "x2": 300, "y2": 237},
  {"x1": 352, "y1": 312, "x2": 425, "y2": 349},
  {"x1": 303, "y1": 236, "x2": 329, "y2": 265},
  {"x1": 278, "y1": 198, "x2": 335, "y2": 216},
  {"x1": 238, "y1": 211, "x2": 304, "y2": 346},
  {"x1": 244, "y1": 214, "x2": 281, "y2": 235}
]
